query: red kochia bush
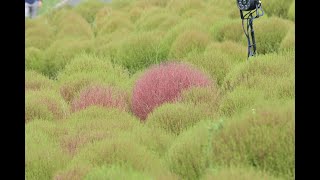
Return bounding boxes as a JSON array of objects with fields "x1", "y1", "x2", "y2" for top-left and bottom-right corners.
[
  {"x1": 132, "y1": 61, "x2": 212, "y2": 120},
  {"x1": 71, "y1": 85, "x2": 128, "y2": 112}
]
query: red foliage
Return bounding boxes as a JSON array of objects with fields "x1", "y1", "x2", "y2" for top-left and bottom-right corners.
[
  {"x1": 131, "y1": 61, "x2": 212, "y2": 120},
  {"x1": 71, "y1": 85, "x2": 128, "y2": 112}
]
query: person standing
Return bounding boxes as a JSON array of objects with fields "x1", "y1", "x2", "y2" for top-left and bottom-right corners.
[{"x1": 25, "y1": 0, "x2": 42, "y2": 19}]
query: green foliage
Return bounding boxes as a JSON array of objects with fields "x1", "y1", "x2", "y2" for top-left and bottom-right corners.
[
  {"x1": 167, "y1": 0, "x2": 205, "y2": 15},
  {"x1": 253, "y1": 17, "x2": 293, "y2": 54},
  {"x1": 146, "y1": 102, "x2": 208, "y2": 135},
  {"x1": 210, "y1": 18, "x2": 243, "y2": 42},
  {"x1": 114, "y1": 31, "x2": 168, "y2": 74},
  {"x1": 57, "y1": 53, "x2": 129, "y2": 103},
  {"x1": 60, "y1": 106, "x2": 141, "y2": 155},
  {"x1": 42, "y1": 38, "x2": 94, "y2": 78},
  {"x1": 70, "y1": 137, "x2": 168, "y2": 177},
  {"x1": 25, "y1": 89, "x2": 69, "y2": 123},
  {"x1": 202, "y1": 166, "x2": 283, "y2": 180},
  {"x1": 222, "y1": 52, "x2": 294, "y2": 93},
  {"x1": 56, "y1": 11, "x2": 94, "y2": 40},
  {"x1": 169, "y1": 30, "x2": 211, "y2": 59},
  {"x1": 263, "y1": 0, "x2": 293, "y2": 18},
  {"x1": 73, "y1": 0, "x2": 106, "y2": 24},
  {"x1": 210, "y1": 101, "x2": 295, "y2": 179},
  {"x1": 179, "y1": 86, "x2": 221, "y2": 118},
  {"x1": 25, "y1": 17, "x2": 54, "y2": 50},
  {"x1": 135, "y1": 9, "x2": 180, "y2": 32},
  {"x1": 280, "y1": 27, "x2": 295, "y2": 51},
  {"x1": 25, "y1": 47, "x2": 45, "y2": 73},
  {"x1": 218, "y1": 87, "x2": 265, "y2": 117},
  {"x1": 184, "y1": 41, "x2": 246, "y2": 85},
  {"x1": 25, "y1": 70, "x2": 55, "y2": 91},
  {"x1": 84, "y1": 165, "x2": 153, "y2": 179},
  {"x1": 166, "y1": 120, "x2": 212, "y2": 179},
  {"x1": 26, "y1": 125, "x2": 70, "y2": 180},
  {"x1": 287, "y1": 1, "x2": 295, "y2": 21}
]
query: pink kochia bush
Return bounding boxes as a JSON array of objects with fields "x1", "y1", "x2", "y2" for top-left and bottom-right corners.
[
  {"x1": 132, "y1": 61, "x2": 212, "y2": 120},
  {"x1": 71, "y1": 85, "x2": 128, "y2": 112}
]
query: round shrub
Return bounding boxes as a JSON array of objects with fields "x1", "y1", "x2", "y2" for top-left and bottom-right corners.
[
  {"x1": 25, "y1": 17, "x2": 54, "y2": 50},
  {"x1": 279, "y1": 27, "x2": 295, "y2": 51},
  {"x1": 202, "y1": 166, "x2": 282, "y2": 180},
  {"x1": 218, "y1": 87, "x2": 265, "y2": 117},
  {"x1": 25, "y1": 70, "x2": 55, "y2": 91},
  {"x1": 26, "y1": 119, "x2": 68, "y2": 141},
  {"x1": 94, "y1": 7, "x2": 118, "y2": 30},
  {"x1": 26, "y1": 127, "x2": 70, "y2": 180},
  {"x1": 120, "y1": 124, "x2": 174, "y2": 156},
  {"x1": 25, "y1": 47, "x2": 45, "y2": 73},
  {"x1": 71, "y1": 85, "x2": 129, "y2": 112},
  {"x1": 166, "y1": 120, "x2": 212, "y2": 179},
  {"x1": 179, "y1": 86, "x2": 221, "y2": 118},
  {"x1": 169, "y1": 30, "x2": 211, "y2": 59},
  {"x1": 42, "y1": 38, "x2": 94, "y2": 78},
  {"x1": 60, "y1": 106, "x2": 141, "y2": 156},
  {"x1": 287, "y1": 1, "x2": 295, "y2": 21},
  {"x1": 146, "y1": 102, "x2": 208, "y2": 135},
  {"x1": 252, "y1": 17, "x2": 293, "y2": 54},
  {"x1": 210, "y1": 101, "x2": 295, "y2": 179},
  {"x1": 53, "y1": 162, "x2": 93, "y2": 180},
  {"x1": 134, "y1": 7, "x2": 179, "y2": 31},
  {"x1": 222, "y1": 52, "x2": 294, "y2": 92},
  {"x1": 57, "y1": 54, "x2": 129, "y2": 103},
  {"x1": 128, "y1": 6, "x2": 143, "y2": 22},
  {"x1": 166, "y1": 0, "x2": 205, "y2": 15},
  {"x1": 131, "y1": 61, "x2": 212, "y2": 120},
  {"x1": 114, "y1": 31, "x2": 168, "y2": 74},
  {"x1": 56, "y1": 11, "x2": 94, "y2": 40},
  {"x1": 97, "y1": 15, "x2": 133, "y2": 36},
  {"x1": 25, "y1": 90, "x2": 69, "y2": 123},
  {"x1": 210, "y1": 18, "x2": 243, "y2": 42},
  {"x1": 73, "y1": 0, "x2": 105, "y2": 24},
  {"x1": 263, "y1": 0, "x2": 293, "y2": 18},
  {"x1": 84, "y1": 165, "x2": 153, "y2": 180},
  {"x1": 70, "y1": 137, "x2": 168, "y2": 177}
]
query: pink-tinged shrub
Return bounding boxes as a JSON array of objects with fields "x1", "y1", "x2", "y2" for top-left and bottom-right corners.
[
  {"x1": 132, "y1": 61, "x2": 212, "y2": 120},
  {"x1": 71, "y1": 85, "x2": 128, "y2": 112}
]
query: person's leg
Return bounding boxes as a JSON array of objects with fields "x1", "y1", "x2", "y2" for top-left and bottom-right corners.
[
  {"x1": 25, "y1": 3, "x2": 30, "y2": 18},
  {"x1": 30, "y1": 1, "x2": 39, "y2": 19}
]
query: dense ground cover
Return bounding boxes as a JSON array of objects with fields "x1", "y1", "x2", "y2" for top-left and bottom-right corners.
[{"x1": 26, "y1": 0, "x2": 295, "y2": 179}]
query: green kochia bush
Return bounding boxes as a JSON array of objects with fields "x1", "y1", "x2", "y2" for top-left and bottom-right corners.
[
  {"x1": 57, "y1": 54, "x2": 129, "y2": 103},
  {"x1": 84, "y1": 165, "x2": 153, "y2": 180},
  {"x1": 73, "y1": 0, "x2": 106, "y2": 24},
  {"x1": 25, "y1": 17, "x2": 54, "y2": 50},
  {"x1": 210, "y1": 18, "x2": 243, "y2": 42},
  {"x1": 210, "y1": 101, "x2": 295, "y2": 179},
  {"x1": 25, "y1": 47, "x2": 45, "y2": 73},
  {"x1": 69, "y1": 137, "x2": 169, "y2": 178},
  {"x1": 114, "y1": 31, "x2": 168, "y2": 74},
  {"x1": 56, "y1": 11, "x2": 94, "y2": 40},
  {"x1": 25, "y1": 90, "x2": 69, "y2": 123},
  {"x1": 26, "y1": 125, "x2": 70, "y2": 180},
  {"x1": 169, "y1": 30, "x2": 211, "y2": 59},
  {"x1": 287, "y1": 1, "x2": 295, "y2": 21},
  {"x1": 146, "y1": 102, "x2": 208, "y2": 135},
  {"x1": 43, "y1": 39, "x2": 94, "y2": 78},
  {"x1": 60, "y1": 106, "x2": 141, "y2": 156},
  {"x1": 263, "y1": 0, "x2": 293, "y2": 18},
  {"x1": 222, "y1": 52, "x2": 294, "y2": 93},
  {"x1": 253, "y1": 17, "x2": 293, "y2": 54},
  {"x1": 185, "y1": 41, "x2": 246, "y2": 86},
  {"x1": 166, "y1": 120, "x2": 212, "y2": 179},
  {"x1": 202, "y1": 166, "x2": 283, "y2": 180},
  {"x1": 280, "y1": 27, "x2": 295, "y2": 51},
  {"x1": 25, "y1": 70, "x2": 55, "y2": 91}
]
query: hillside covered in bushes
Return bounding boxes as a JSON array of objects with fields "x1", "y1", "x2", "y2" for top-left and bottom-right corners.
[{"x1": 25, "y1": 0, "x2": 295, "y2": 179}]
